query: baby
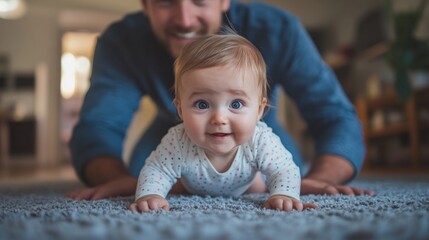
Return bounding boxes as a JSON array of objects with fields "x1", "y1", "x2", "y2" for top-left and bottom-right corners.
[{"x1": 129, "y1": 33, "x2": 316, "y2": 212}]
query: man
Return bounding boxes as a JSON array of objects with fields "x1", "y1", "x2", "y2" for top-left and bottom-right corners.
[{"x1": 67, "y1": 0, "x2": 373, "y2": 200}]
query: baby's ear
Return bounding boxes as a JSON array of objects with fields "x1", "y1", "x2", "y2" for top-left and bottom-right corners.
[
  {"x1": 258, "y1": 98, "x2": 267, "y2": 120},
  {"x1": 173, "y1": 98, "x2": 183, "y2": 119}
]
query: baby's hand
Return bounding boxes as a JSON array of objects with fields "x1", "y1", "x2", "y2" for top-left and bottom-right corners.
[
  {"x1": 129, "y1": 195, "x2": 170, "y2": 213},
  {"x1": 263, "y1": 195, "x2": 317, "y2": 211}
]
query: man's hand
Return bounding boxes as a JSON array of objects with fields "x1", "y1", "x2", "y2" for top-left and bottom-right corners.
[
  {"x1": 66, "y1": 157, "x2": 137, "y2": 200},
  {"x1": 66, "y1": 176, "x2": 137, "y2": 200},
  {"x1": 302, "y1": 155, "x2": 375, "y2": 196},
  {"x1": 263, "y1": 195, "x2": 318, "y2": 211},
  {"x1": 129, "y1": 195, "x2": 170, "y2": 212},
  {"x1": 301, "y1": 178, "x2": 374, "y2": 196}
]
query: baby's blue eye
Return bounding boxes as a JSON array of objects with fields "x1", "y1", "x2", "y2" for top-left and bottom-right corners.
[
  {"x1": 230, "y1": 100, "x2": 243, "y2": 109},
  {"x1": 195, "y1": 100, "x2": 209, "y2": 109}
]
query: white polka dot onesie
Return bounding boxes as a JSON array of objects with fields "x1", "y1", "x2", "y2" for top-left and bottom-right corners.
[{"x1": 135, "y1": 122, "x2": 301, "y2": 201}]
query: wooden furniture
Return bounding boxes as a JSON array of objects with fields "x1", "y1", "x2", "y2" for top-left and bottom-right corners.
[
  {"x1": 0, "y1": 111, "x2": 36, "y2": 168},
  {"x1": 355, "y1": 87, "x2": 429, "y2": 171},
  {"x1": 0, "y1": 111, "x2": 10, "y2": 168}
]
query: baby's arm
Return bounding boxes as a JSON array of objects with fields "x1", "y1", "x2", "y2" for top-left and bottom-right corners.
[
  {"x1": 129, "y1": 195, "x2": 169, "y2": 212},
  {"x1": 129, "y1": 127, "x2": 185, "y2": 212},
  {"x1": 254, "y1": 124, "x2": 317, "y2": 211},
  {"x1": 130, "y1": 162, "x2": 177, "y2": 212}
]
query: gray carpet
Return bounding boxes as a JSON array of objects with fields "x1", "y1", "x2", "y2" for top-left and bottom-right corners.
[{"x1": 1, "y1": 178, "x2": 429, "y2": 240}]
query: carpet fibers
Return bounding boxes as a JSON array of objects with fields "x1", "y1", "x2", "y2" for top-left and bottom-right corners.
[{"x1": 1, "y1": 179, "x2": 428, "y2": 240}]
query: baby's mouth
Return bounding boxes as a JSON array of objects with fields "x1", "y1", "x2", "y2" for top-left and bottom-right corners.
[{"x1": 209, "y1": 133, "x2": 231, "y2": 137}]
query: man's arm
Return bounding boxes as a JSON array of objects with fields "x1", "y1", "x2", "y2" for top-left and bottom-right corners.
[
  {"x1": 83, "y1": 157, "x2": 131, "y2": 186},
  {"x1": 275, "y1": 17, "x2": 366, "y2": 184},
  {"x1": 69, "y1": 27, "x2": 143, "y2": 185},
  {"x1": 305, "y1": 155, "x2": 353, "y2": 185}
]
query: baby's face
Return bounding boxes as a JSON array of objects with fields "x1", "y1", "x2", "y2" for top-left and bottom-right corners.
[{"x1": 174, "y1": 65, "x2": 266, "y2": 159}]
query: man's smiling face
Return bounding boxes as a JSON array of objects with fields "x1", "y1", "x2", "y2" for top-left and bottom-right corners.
[{"x1": 142, "y1": 0, "x2": 230, "y2": 58}]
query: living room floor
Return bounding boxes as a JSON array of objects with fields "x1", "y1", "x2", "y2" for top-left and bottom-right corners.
[
  {"x1": 0, "y1": 163, "x2": 78, "y2": 185},
  {"x1": 1, "y1": 162, "x2": 428, "y2": 186}
]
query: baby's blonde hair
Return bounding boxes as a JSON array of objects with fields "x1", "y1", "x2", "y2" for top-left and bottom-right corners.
[{"x1": 174, "y1": 33, "x2": 268, "y2": 101}]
